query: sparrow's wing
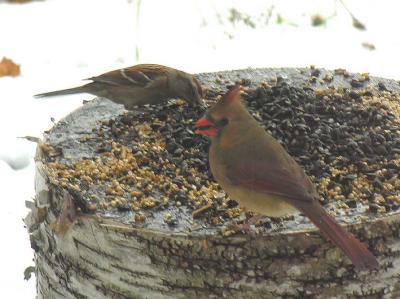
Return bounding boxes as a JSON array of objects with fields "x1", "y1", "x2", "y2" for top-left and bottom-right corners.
[{"x1": 87, "y1": 64, "x2": 169, "y2": 88}]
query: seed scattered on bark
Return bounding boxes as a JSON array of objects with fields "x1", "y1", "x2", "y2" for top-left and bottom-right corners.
[{"x1": 43, "y1": 73, "x2": 400, "y2": 233}]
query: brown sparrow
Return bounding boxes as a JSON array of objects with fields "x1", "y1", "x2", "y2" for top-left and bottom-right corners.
[{"x1": 35, "y1": 64, "x2": 204, "y2": 109}]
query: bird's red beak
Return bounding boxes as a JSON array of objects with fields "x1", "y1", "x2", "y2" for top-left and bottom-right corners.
[{"x1": 195, "y1": 117, "x2": 218, "y2": 136}]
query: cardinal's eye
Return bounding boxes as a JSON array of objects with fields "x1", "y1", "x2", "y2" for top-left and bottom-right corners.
[{"x1": 216, "y1": 118, "x2": 228, "y2": 128}]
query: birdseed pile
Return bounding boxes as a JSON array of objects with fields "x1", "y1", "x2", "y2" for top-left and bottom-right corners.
[{"x1": 43, "y1": 77, "x2": 400, "y2": 234}]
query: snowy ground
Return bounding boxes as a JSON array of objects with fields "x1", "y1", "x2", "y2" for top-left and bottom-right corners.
[{"x1": 0, "y1": 0, "x2": 399, "y2": 297}]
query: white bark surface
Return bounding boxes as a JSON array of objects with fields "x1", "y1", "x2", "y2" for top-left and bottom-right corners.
[
  {"x1": 25, "y1": 68, "x2": 400, "y2": 298},
  {"x1": 25, "y1": 151, "x2": 400, "y2": 299}
]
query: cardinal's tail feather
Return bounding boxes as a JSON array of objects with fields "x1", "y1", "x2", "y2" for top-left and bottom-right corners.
[{"x1": 299, "y1": 203, "x2": 378, "y2": 270}]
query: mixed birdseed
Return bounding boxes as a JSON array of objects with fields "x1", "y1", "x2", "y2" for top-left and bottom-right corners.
[{"x1": 43, "y1": 78, "x2": 400, "y2": 233}]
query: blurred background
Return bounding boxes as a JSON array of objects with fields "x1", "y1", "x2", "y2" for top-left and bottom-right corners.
[{"x1": 0, "y1": 0, "x2": 399, "y2": 297}]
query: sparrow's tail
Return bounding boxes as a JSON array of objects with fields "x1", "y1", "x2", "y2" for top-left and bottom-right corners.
[
  {"x1": 299, "y1": 202, "x2": 378, "y2": 270},
  {"x1": 34, "y1": 86, "x2": 86, "y2": 98}
]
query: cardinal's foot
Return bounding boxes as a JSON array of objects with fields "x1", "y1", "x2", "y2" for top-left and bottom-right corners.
[
  {"x1": 222, "y1": 215, "x2": 267, "y2": 236},
  {"x1": 223, "y1": 221, "x2": 258, "y2": 236}
]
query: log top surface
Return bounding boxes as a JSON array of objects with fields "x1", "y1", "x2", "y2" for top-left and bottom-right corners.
[{"x1": 40, "y1": 67, "x2": 400, "y2": 236}]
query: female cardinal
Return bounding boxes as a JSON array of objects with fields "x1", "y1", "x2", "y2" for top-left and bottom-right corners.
[
  {"x1": 35, "y1": 64, "x2": 204, "y2": 109},
  {"x1": 195, "y1": 85, "x2": 378, "y2": 270}
]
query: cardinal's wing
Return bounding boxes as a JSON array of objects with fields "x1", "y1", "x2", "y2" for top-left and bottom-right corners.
[{"x1": 223, "y1": 152, "x2": 317, "y2": 203}]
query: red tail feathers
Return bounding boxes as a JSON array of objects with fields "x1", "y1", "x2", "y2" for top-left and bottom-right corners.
[{"x1": 299, "y1": 203, "x2": 378, "y2": 270}]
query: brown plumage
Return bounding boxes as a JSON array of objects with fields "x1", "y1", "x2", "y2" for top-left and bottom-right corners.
[
  {"x1": 35, "y1": 64, "x2": 204, "y2": 109},
  {"x1": 195, "y1": 85, "x2": 378, "y2": 270}
]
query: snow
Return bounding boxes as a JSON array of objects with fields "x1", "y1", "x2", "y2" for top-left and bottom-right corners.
[{"x1": 0, "y1": 0, "x2": 399, "y2": 297}]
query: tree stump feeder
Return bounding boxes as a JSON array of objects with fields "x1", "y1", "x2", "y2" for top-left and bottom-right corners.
[{"x1": 25, "y1": 68, "x2": 400, "y2": 298}]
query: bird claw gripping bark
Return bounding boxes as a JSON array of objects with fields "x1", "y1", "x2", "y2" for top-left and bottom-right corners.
[
  {"x1": 224, "y1": 221, "x2": 258, "y2": 237},
  {"x1": 223, "y1": 216, "x2": 265, "y2": 237}
]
